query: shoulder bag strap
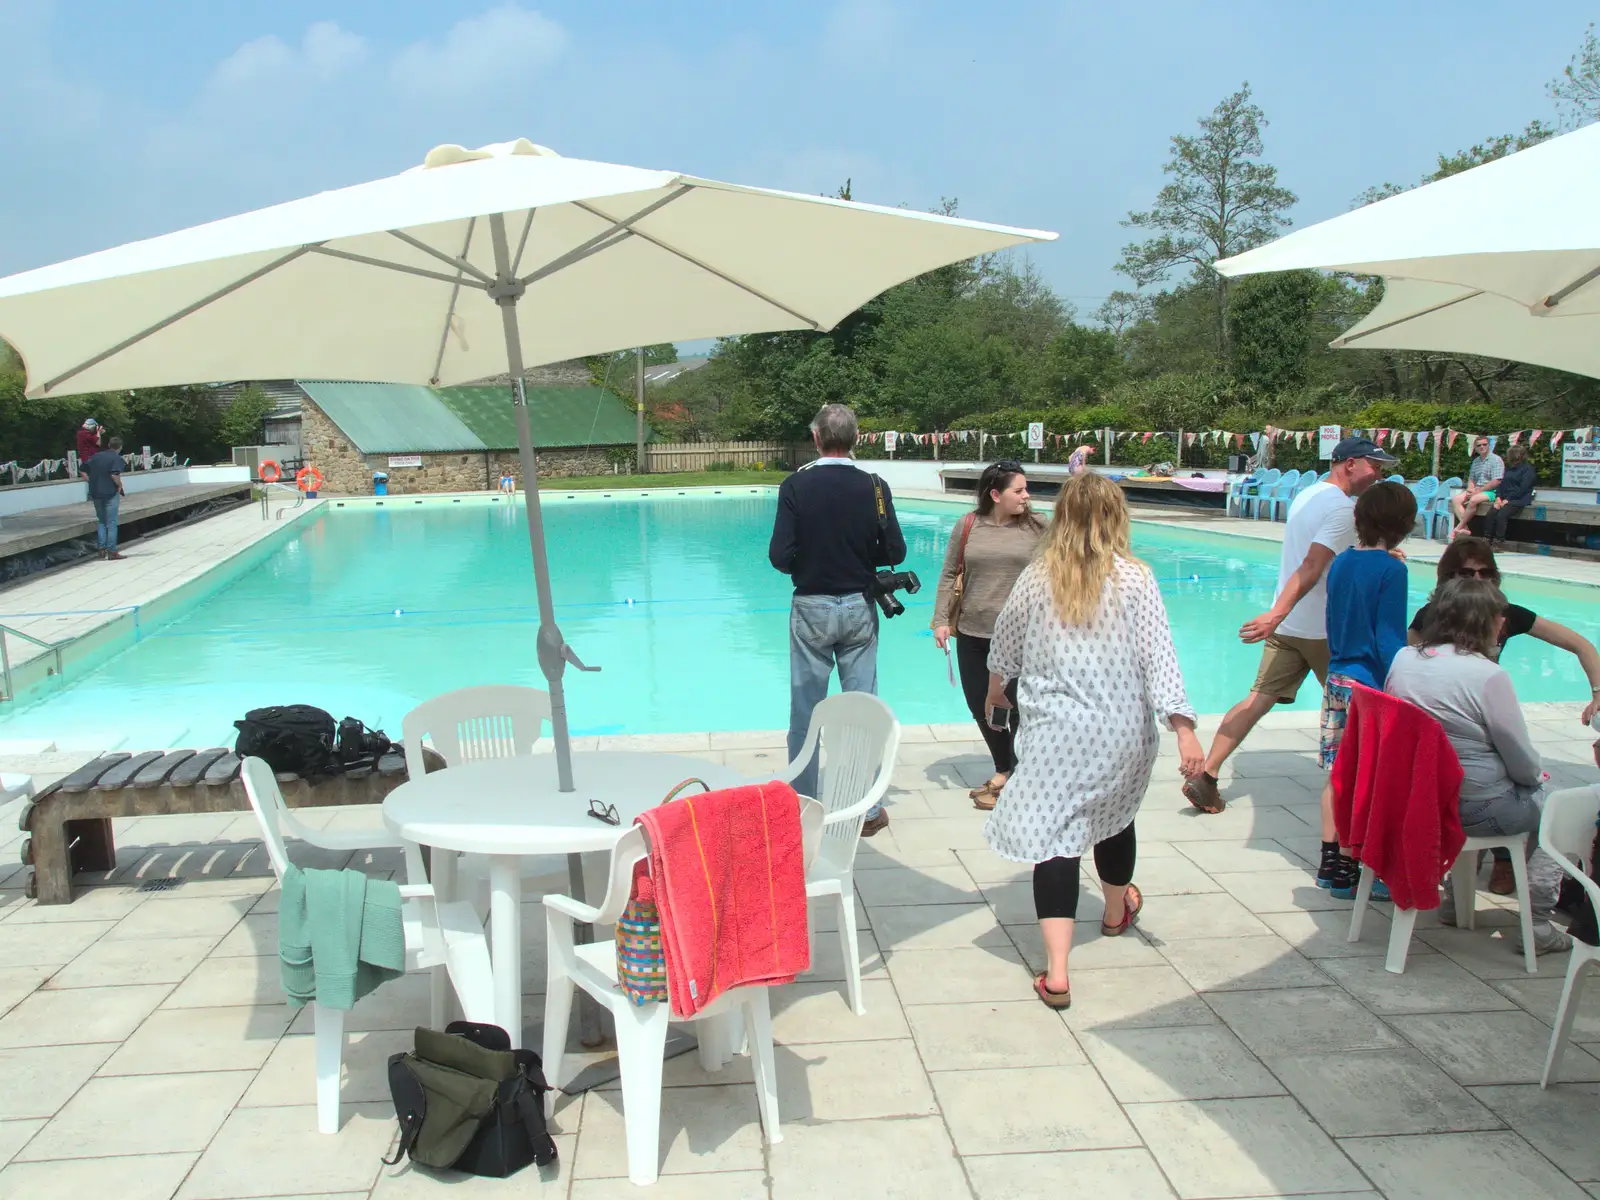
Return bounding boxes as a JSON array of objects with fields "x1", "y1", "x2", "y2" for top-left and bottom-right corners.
[{"x1": 954, "y1": 512, "x2": 978, "y2": 574}]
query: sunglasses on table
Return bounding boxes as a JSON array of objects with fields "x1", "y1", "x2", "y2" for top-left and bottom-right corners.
[{"x1": 585, "y1": 799, "x2": 620, "y2": 826}]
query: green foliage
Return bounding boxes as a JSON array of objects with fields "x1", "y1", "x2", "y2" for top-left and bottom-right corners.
[
  {"x1": 217, "y1": 385, "x2": 269, "y2": 450},
  {"x1": 1550, "y1": 23, "x2": 1600, "y2": 127},
  {"x1": 1226, "y1": 270, "x2": 1321, "y2": 391}
]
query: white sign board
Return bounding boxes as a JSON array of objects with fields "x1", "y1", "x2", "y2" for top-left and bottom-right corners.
[
  {"x1": 1318, "y1": 425, "x2": 1342, "y2": 460},
  {"x1": 1562, "y1": 442, "x2": 1600, "y2": 488},
  {"x1": 1027, "y1": 421, "x2": 1045, "y2": 450},
  {"x1": 884, "y1": 431, "x2": 898, "y2": 454},
  {"x1": 387, "y1": 454, "x2": 423, "y2": 468}
]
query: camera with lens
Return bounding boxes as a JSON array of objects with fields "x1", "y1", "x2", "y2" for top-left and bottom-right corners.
[{"x1": 870, "y1": 569, "x2": 921, "y2": 619}]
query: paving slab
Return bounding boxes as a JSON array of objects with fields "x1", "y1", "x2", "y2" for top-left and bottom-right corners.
[{"x1": 1341, "y1": 1130, "x2": 1591, "y2": 1199}]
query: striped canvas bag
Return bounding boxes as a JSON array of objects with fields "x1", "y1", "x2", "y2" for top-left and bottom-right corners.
[{"x1": 614, "y1": 778, "x2": 708, "y2": 1005}]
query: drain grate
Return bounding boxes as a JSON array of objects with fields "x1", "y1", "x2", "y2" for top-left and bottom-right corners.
[{"x1": 137, "y1": 878, "x2": 186, "y2": 893}]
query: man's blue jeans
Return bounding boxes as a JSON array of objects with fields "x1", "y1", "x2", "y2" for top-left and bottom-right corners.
[
  {"x1": 788, "y1": 592, "x2": 882, "y2": 817},
  {"x1": 92, "y1": 493, "x2": 120, "y2": 552}
]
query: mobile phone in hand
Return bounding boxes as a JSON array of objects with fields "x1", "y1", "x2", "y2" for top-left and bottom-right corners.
[{"x1": 986, "y1": 705, "x2": 1009, "y2": 731}]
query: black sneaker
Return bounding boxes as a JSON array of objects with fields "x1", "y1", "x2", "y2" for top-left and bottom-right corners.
[
  {"x1": 1315, "y1": 841, "x2": 1342, "y2": 891},
  {"x1": 1327, "y1": 856, "x2": 1359, "y2": 898}
]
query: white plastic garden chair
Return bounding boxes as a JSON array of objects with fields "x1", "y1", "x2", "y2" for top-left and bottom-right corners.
[
  {"x1": 774, "y1": 692, "x2": 899, "y2": 1016},
  {"x1": 1349, "y1": 832, "x2": 1537, "y2": 975},
  {"x1": 1539, "y1": 785, "x2": 1600, "y2": 1086},
  {"x1": 240, "y1": 756, "x2": 496, "y2": 1134},
  {"x1": 540, "y1": 796, "x2": 824, "y2": 1186},
  {"x1": 401, "y1": 685, "x2": 552, "y2": 768}
]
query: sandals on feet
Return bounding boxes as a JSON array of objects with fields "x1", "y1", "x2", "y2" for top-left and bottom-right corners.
[
  {"x1": 970, "y1": 774, "x2": 1007, "y2": 811},
  {"x1": 1033, "y1": 972, "x2": 1072, "y2": 1009},
  {"x1": 1102, "y1": 883, "x2": 1143, "y2": 937}
]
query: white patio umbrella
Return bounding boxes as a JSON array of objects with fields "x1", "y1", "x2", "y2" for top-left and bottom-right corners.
[
  {"x1": 0, "y1": 138, "x2": 1055, "y2": 790},
  {"x1": 1213, "y1": 121, "x2": 1600, "y2": 376}
]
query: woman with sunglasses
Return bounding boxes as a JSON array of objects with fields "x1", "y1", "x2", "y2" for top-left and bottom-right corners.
[
  {"x1": 1409, "y1": 537, "x2": 1600, "y2": 896},
  {"x1": 931, "y1": 460, "x2": 1046, "y2": 809}
]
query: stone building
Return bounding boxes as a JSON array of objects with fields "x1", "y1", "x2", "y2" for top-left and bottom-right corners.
[{"x1": 296, "y1": 373, "x2": 645, "y2": 495}]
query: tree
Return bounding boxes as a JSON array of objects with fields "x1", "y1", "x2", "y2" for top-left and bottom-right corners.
[
  {"x1": 219, "y1": 385, "x2": 274, "y2": 450},
  {"x1": 1044, "y1": 325, "x2": 1122, "y2": 402},
  {"x1": 1094, "y1": 290, "x2": 1153, "y2": 338},
  {"x1": 1226, "y1": 270, "x2": 1321, "y2": 392},
  {"x1": 1551, "y1": 23, "x2": 1600, "y2": 127},
  {"x1": 1117, "y1": 83, "x2": 1297, "y2": 355}
]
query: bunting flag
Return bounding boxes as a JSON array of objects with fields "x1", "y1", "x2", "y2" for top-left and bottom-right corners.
[
  {"x1": 1530, "y1": 430, "x2": 1543, "y2": 447},
  {"x1": 1141, "y1": 432, "x2": 1153, "y2": 444},
  {"x1": 1296, "y1": 432, "x2": 1308, "y2": 448},
  {"x1": 1390, "y1": 430, "x2": 1402, "y2": 447},
  {"x1": 1486, "y1": 435, "x2": 1497, "y2": 452},
  {"x1": 1375, "y1": 428, "x2": 1389, "y2": 446},
  {"x1": 1417, "y1": 431, "x2": 1429, "y2": 452},
  {"x1": 1232, "y1": 433, "x2": 1244, "y2": 449},
  {"x1": 1551, "y1": 430, "x2": 1566, "y2": 449},
  {"x1": 1402, "y1": 432, "x2": 1413, "y2": 450},
  {"x1": 1447, "y1": 429, "x2": 1459, "y2": 449},
  {"x1": 1508, "y1": 431, "x2": 1522, "y2": 446},
  {"x1": 1581, "y1": 426, "x2": 1595, "y2": 442}
]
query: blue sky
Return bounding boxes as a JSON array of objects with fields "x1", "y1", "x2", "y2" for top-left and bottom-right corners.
[{"x1": 1, "y1": 0, "x2": 1592, "y2": 323}]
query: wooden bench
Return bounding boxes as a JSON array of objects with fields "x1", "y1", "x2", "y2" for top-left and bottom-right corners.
[{"x1": 15, "y1": 747, "x2": 441, "y2": 905}]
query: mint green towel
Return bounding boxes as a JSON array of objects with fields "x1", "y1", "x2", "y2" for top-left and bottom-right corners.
[{"x1": 278, "y1": 864, "x2": 406, "y2": 1010}]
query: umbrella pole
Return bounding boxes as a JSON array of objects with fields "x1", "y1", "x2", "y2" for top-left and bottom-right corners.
[{"x1": 488, "y1": 214, "x2": 582, "y2": 794}]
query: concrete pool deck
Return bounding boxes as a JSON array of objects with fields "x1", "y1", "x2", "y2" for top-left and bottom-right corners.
[{"x1": 0, "y1": 706, "x2": 1596, "y2": 1198}]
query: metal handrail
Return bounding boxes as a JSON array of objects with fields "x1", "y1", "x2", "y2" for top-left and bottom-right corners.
[
  {"x1": 0, "y1": 622, "x2": 66, "y2": 702},
  {"x1": 259, "y1": 481, "x2": 303, "y2": 520}
]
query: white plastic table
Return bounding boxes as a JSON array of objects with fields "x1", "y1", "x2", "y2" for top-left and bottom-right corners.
[{"x1": 381, "y1": 751, "x2": 744, "y2": 1047}]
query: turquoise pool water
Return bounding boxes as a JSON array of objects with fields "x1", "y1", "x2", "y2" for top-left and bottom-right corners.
[{"x1": 2, "y1": 491, "x2": 1598, "y2": 749}]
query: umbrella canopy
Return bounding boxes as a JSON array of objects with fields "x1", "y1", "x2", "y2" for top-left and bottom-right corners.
[
  {"x1": 0, "y1": 138, "x2": 1055, "y2": 789},
  {"x1": 1214, "y1": 122, "x2": 1600, "y2": 314},
  {"x1": 0, "y1": 139, "x2": 1052, "y2": 396},
  {"x1": 1327, "y1": 278, "x2": 1600, "y2": 378}
]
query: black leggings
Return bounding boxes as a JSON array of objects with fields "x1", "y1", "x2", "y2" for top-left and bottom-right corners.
[
  {"x1": 956, "y1": 633, "x2": 1017, "y2": 774},
  {"x1": 1033, "y1": 822, "x2": 1138, "y2": 920},
  {"x1": 1483, "y1": 503, "x2": 1524, "y2": 541}
]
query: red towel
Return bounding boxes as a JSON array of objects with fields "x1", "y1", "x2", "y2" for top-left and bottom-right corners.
[
  {"x1": 1331, "y1": 683, "x2": 1466, "y2": 911},
  {"x1": 634, "y1": 781, "x2": 810, "y2": 1017}
]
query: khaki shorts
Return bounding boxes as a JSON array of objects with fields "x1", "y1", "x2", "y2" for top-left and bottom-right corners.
[{"x1": 1252, "y1": 634, "x2": 1330, "y2": 704}]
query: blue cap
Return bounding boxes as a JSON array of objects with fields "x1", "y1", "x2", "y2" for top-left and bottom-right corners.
[{"x1": 1331, "y1": 436, "x2": 1397, "y2": 465}]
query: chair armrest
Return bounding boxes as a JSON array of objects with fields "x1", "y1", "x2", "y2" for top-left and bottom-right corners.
[
  {"x1": 821, "y1": 781, "x2": 887, "y2": 827},
  {"x1": 397, "y1": 884, "x2": 435, "y2": 901},
  {"x1": 543, "y1": 892, "x2": 602, "y2": 924}
]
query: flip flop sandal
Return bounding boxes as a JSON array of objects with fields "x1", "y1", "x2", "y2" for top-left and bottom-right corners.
[
  {"x1": 1033, "y1": 972, "x2": 1072, "y2": 1009},
  {"x1": 1102, "y1": 883, "x2": 1143, "y2": 937},
  {"x1": 972, "y1": 779, "x2": 1005, "y2": 811},
  {"x1": 968, "y1": 775, "x2": 1007, "y2": 800}
]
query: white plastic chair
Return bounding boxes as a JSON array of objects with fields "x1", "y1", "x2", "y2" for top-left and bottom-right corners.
[
  {"x1": 240, "y1": 756, "x2": 496, "y2": 1134},
  {"x1": 540, "y1": 797, "x2": 824, "y2": 1185},
  {"x1": 1349, "y1": 832, "x2": 1537, "y2": 975},
  {"x1": 774, "y1": 692, "x2": 899, "y2": 1016},
  {"x1": 401, "y1": 685, "x2": 552, "y2": 768},
  {"x1": 1539, "y1": 786, "x2": 1600, "y2": 1086}
]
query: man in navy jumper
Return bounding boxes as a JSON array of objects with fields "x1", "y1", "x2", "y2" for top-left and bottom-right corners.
[{"x1": 769, "y1": 404, "x2": 905, "y2": 835}]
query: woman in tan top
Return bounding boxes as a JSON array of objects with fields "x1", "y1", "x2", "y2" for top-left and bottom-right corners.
[{"x1": 932, "y1": 460, "x2": 1046, "y2": 808}]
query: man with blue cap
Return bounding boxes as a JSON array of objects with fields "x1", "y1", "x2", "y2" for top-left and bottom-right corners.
[{"x1": 1183, "y1": 435, "x2": 1397, "y2": 821}]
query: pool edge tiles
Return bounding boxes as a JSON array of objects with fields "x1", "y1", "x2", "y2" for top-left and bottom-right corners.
[{"x1": 0, "y1": 502, "x2": 328, "y2": 710}]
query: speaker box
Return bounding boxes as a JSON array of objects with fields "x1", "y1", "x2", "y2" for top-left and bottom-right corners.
[{"x1": 1228, "y1": 454, "x2": 1250, "y2": 473}]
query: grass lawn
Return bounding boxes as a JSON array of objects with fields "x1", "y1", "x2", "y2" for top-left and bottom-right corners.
[{"x1": 541, "y1": 469, "x2": 788, "y2": 490}]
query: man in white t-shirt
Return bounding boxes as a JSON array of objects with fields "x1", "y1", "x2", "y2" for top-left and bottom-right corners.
[{"x1": 1183, "y1": 436, "x2": 1397, "y2": 814}]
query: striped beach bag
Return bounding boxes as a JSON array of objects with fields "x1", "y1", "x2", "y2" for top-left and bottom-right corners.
[{"x1": 615, "y1": 779, "x2": 708, "y2": 1006}]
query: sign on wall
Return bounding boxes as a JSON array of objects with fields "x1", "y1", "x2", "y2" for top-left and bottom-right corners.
[
  {"x1": 387, "y1": 455, "x2": 423, "y2": 468},
  {"x1": 1318, "y1": 425, "x2": 1342, "y2": 460},
  {"x1": 1562, "y1": 442, "x2": 1600, "y2": 488},
  {"x1": 1027, "y1": 422, "x2": 1045, "y2": 450},
  {"x1": 884, "y1": 431, "x2": 898, "y2": 454}
]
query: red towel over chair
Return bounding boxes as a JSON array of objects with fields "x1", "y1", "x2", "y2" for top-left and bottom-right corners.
[
  {"x1": 634, "y1": 781, "x2": 810, "y2": 1018},
  {"x1": 1331, "y1": 683, "x2": 1466, "y2": 911}
]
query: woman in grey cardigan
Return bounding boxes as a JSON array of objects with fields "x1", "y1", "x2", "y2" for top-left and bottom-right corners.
[
  {"x1": 1387, "y1": 578, "x2": 1571, "y2": 953},
  {"x1": 931, "y1": 461, "x2": 1046, "y2": 809}
]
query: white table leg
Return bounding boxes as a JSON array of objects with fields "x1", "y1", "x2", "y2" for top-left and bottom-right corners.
[{"x1": 489, "y1": 854, "x2": 523, "y2": 1049}]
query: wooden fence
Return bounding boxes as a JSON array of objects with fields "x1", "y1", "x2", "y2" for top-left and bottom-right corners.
[{"x1": 643, "y1": 440, "x2": 814, "y2": 472}]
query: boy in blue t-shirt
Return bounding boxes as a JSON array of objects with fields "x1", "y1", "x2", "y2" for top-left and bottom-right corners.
[{"x1": 1317, "y1": 481, "x2": 1418, "y2": 896}]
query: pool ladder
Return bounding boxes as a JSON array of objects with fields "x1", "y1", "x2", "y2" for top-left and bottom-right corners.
[
  {"x1": 0, "y1": 623, "x2": 65, "y2": 702},
  {"x1": 260, "y1": 482, "x2": 304, "y2": 520}
]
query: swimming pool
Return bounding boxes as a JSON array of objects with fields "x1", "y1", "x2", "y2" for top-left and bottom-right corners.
[{"x1": 2, "y1": 490, "x2": 1598, "y2": 749}]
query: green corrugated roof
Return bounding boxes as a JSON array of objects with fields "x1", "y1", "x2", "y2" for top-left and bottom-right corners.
[
  {"x1": 435, "y1": 386, "x2": 645, "y2": 450},
  {"x1": 296, "y1": 381, "x2": 646, "y2": 454},
  {"x1": 297, "y1": 381, "x2": 486, "y2": 453}
]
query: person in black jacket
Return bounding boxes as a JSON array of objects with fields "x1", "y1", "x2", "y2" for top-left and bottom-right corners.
[
  {"x1": 1484, "y1": 443, "x2": 1536, "y2": 544},
  {"x1": 769, "y1": 404, "x2": 906, "y2": 834}
]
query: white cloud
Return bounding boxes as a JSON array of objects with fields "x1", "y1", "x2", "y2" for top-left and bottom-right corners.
[
  {"x1": 208, "y1": 21, "x2": 370, "y2": 92},
  {"x1": 391, "y1": 3, "x2": 568, "y2": 91}
]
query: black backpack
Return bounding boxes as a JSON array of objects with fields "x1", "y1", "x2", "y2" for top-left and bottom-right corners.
[
  {"x1": 385, "y1": 1021, "x2": 558, "y2": 1178},
  {"x1": 234, "y1": 705, "x2": 339, "y2": 776}
]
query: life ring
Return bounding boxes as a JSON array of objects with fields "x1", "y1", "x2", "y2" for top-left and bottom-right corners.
[
  {"x1": 258, "y1": 459, "x2": 281, "y2": 483},
  {"x1": 295, "y1": 465, "x2": 324, "y2": 492}
]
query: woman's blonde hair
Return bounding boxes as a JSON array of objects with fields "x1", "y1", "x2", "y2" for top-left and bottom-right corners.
[{"x1": 1039, "y1": 472, "x2": 1141, "y2": 625}]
